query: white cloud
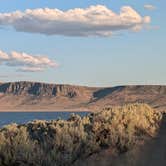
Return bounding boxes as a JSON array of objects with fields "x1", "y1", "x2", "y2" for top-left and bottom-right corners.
[
  {"x1": 0, "y1": 5, "x2": 151, "y2": 37},
  {"x1": 144, "y1": 4, "x2": 156, "y2": 11},
  {"x1": 18, "y1": 67, "x2": 44, "y2": 72},
  {"x1": 0, "y1": 50, "x2": 58, "y2": 72},
  {"x1": 0, "y1": 50, "x2": 9, "y2": 60}
]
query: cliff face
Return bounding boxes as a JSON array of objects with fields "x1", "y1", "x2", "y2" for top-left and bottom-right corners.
[
  {"x1": 0, "y1": 81, "x2": 165, "y2": 111},
  {"x1": 0, "y1": 81, "x2": 94, "y2": 98}
]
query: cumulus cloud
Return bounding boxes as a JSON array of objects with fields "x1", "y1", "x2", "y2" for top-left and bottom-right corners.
[
  {"x1": 0, "y1": 50, "x2": 9, "y2": 60},
  {"x1": 0, "y1": 50, "x2": 58, "y2": 72},
  {"x1": 144, "y1": 4, "x2": 156, "y2": 11},
  {"x1": 0, "y1": 5, "x2": 151, "y2": 37}
]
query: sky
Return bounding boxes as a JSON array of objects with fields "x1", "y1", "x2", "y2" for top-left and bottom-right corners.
[{"x1": 0, "y1": 0, "x2": 165, "y2": 87}]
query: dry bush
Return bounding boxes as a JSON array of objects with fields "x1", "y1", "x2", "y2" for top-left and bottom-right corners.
[{"x1": 0, "y1": 103, "x2": 162, "y2": 166}]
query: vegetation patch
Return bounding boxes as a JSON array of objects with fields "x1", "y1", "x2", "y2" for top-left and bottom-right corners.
[{"x1": 0, "y1": 104, "x2": 162, "y2": 166}]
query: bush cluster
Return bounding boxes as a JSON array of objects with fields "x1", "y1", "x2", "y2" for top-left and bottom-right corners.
[{"x1": 0, "y1": 104, "x2": 162, "y2": 166}]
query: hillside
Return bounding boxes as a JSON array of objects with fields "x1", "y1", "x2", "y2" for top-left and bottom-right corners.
[{"x1": 0, "y1": 81, "x2": 165, "y2": 111}]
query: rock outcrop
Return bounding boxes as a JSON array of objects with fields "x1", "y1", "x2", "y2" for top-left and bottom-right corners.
[
  {"x1": 0, "y1": 81, "x2": 94, "y2": 98},
  {"x1": 0, "y1": 81, "x2": 165, "y2": 111}
]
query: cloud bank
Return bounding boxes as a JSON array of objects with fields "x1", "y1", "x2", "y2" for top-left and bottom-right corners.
[
  {"x1": 0, "y1": 5, "x2": 151, "y2": 37},
  {"x1": 0, "y1": 50, "x2": 57, "y2": 72},
  {"x1": 144, "y1": 4, "x2": 156, "y2": 11}
]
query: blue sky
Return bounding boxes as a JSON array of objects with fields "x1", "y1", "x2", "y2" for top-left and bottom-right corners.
[{"x1": 0, "y1": 0, "x2": 165, "y2": 86}]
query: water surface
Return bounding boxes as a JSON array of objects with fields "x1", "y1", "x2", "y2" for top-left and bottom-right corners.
[{"x1": 0, "y1": 112, "x2": 89, "y2": 127}]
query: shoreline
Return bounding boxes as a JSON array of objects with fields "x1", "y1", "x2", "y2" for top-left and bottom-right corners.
[{"x1": 0, "y1": 108, "x2": 93, "y2": 112}]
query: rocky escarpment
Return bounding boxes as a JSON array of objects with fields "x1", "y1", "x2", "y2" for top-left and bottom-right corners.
[
  {"x1": 0, "y1": 81, "x2": 165, "y2": 111},
  {"x1": 0, "y1": 81, "x2": 97, "y2": 110},
  {"x1": 0, "y1": 81, "x2": 95, "y2": 98}
]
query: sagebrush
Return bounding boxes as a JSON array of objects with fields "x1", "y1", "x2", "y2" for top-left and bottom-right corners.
[{"x1": 0, "y1": 103, "x2": 162, "y2": 166}]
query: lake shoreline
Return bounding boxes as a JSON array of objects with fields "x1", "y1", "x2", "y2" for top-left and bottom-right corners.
[
  {"x1": 0, "y1": 111, "x2": 90, "y2": 127},
  {"x1": 0, "y1": 108, "x2": 92, "y2": 112}
]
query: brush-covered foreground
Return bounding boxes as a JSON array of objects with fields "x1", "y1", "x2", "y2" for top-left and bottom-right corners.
[{"x1": 0, "y1": 104, "x2": 162, "y2": 166}]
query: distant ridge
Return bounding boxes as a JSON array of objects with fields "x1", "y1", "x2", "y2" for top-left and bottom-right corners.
[{"x1": 0, "y1": 81, "x2": 165, "y2": 111}]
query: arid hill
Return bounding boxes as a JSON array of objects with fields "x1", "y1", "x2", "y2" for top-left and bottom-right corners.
[{"x1": 0, "y1": 81, "x2": 165, "y2": 111}]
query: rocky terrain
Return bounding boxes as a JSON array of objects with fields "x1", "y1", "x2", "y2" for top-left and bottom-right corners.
[{"x1": 0, "y1": 81, "x2": 165, "y2": 111}]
